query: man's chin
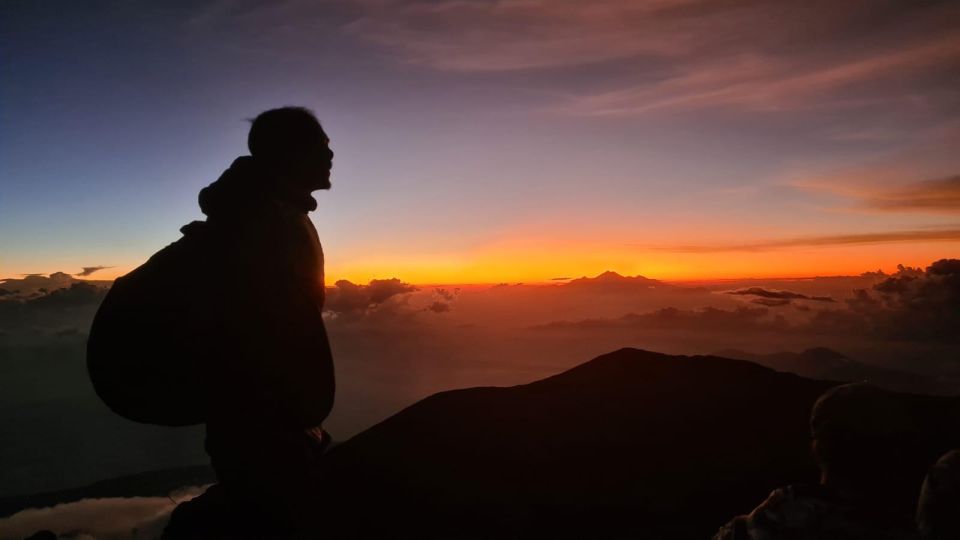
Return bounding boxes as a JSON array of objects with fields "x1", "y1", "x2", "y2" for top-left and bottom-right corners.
[{"x1": 310, "y1": 172, "x2": 332, "y2": 190}]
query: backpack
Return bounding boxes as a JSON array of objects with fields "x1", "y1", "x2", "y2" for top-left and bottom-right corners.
[{"x1": 87, "y1": 221, "x2": 223, "y2": 426}]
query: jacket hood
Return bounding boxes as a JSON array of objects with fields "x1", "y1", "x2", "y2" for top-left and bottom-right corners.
[{"x1": 198, "y1": 156, "x2": 317, "y2": 220}]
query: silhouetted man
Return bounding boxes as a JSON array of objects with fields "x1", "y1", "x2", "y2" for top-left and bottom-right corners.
[
  {"x1": 193, "y1": 107, "x2": 335, "y2": 533},
  {"x1": 714, "y1": 383, "x2": 922, "y2": 539}
]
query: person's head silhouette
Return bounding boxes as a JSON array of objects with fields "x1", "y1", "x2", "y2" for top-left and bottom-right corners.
[{"x1": 248, "y1": 107, "x2": 333, "y2": 193}]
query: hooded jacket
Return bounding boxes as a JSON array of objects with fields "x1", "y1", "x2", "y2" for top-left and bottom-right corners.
[{"x1": 193, "y1": 156, "x2": 334, "y2": 431}]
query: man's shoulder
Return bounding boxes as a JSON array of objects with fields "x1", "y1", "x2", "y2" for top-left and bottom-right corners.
[
  {"x1": 714, "y1": 485, "x2": 821, "y2": 540},
  {"x1": 219, "y1": 202, "x2": 315, "y2": 240},
  {"x1": 717, "y1": 484, "x2": 918, "y2": 540},
  {"x1": 747, "y1": 484, "x2": 831, "y2": 532}
]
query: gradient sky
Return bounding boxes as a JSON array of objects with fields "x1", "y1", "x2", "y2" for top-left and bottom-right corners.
[{"x1": 2, "y1": 0, "x2": 959, "y2": 283}]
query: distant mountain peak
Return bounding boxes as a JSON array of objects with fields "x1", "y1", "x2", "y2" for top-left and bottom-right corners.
[{"x1": 566, "y1": 271, "x2": 664, "y2": 288}]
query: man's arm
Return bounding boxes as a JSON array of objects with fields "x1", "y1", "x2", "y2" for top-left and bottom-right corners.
[{"x1": 220, "y1": 214, "x2": 335, "y2": 430}]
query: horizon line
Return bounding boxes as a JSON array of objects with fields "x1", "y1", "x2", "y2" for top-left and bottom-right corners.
[{"x1": 5, "y1": 266, "x2": 923, "y2": 289}]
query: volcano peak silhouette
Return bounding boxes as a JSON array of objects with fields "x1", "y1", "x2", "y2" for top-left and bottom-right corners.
[{"x1": 566, "y1": 271, "x2": 665, "y2": 290}]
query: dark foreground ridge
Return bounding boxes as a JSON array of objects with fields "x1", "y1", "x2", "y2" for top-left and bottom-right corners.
[{"x1": 315, "y1": 348, "x2": 837, "y2": 538}]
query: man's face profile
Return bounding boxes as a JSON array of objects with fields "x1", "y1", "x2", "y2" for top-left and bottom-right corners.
[{"x1": 291, "y1": 135, "x2": 333, "y2": 192}]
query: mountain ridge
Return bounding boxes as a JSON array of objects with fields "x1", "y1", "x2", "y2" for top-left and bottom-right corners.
[{"x1": 315, "y1": 347, "x2": 837, "y2": 538}]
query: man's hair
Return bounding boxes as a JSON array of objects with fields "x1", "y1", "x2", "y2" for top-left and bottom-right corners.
[{"x1": 248, "y1": 106, "x2": 325, "y2": 163}]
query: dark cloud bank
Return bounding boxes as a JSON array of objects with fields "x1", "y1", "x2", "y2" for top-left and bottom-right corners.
[
  {"x1": 323, "y1": 279, "x2": 457, "y2": 319},
  {"x1": 726, "y1": 287, "x2": 836, "y2": 305}
]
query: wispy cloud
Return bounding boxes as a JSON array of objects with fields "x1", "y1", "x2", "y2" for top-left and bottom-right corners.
[
  {"x1": 858, "y1": 175, "x2": 960, "y2": 214},
  {"x1": 75, "y1": 265, "x2": 113, "y2": 277},
  {"x1": 649, "y1": 227, "x2": 960, "y2": 253},
  {"x1": 178, "y1": 1, "x2": 960, "y2": 118},
  {"x1": 346, "y1": 0, "x2": 960, "y2": 115},
  {"x1": 788, "y1": 120, "x2": 960, "y2": 214},
  {"x1": 565, "y1": 35, "x2": 960, "y2": 116},
  {"x1": 346, "y1": 0, "x2": 706, "y2": 71},
  {"x1": 793, "y1": 155, "x2": 960, "y2": 216}
]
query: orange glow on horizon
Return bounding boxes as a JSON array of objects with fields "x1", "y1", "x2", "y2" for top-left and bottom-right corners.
[
  {"x1": 35, "y1": 239, "x2": 956, "y2": 286},
  {"x1": 324, "y1": 241, "x2": 954, "y2": 285}
]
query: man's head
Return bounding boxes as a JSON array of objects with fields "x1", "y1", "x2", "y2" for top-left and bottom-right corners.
[
  {"x1": 248, "y1": 107, "x2": 333, "y2": 192},
  {"x1": 810, "y1": 383, "x2": 916, "y2": 493}
]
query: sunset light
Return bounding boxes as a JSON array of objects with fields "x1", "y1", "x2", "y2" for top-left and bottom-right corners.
[{"x1": 3, "y1": 2, "x2": 960, "y2": 538}]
